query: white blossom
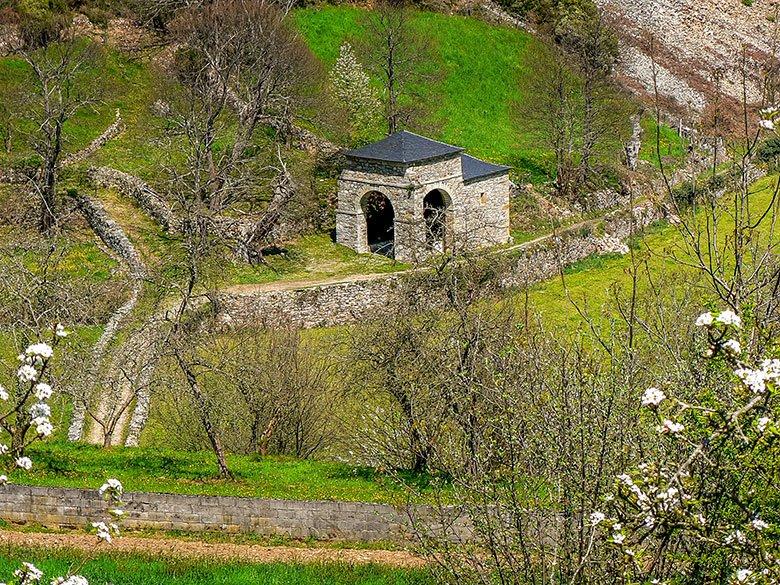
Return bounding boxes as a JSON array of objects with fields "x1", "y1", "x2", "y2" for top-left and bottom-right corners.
[
  {"x1": 0, "y1": 444, "x2": 7, "y2": 455},
  {"x1": 99, "y1": 478, "x2": 124, "y2": 498},
  {"x1": 0, "y1": 475, "x2": 7, "y2": 485},
  {"x1": 13, "y1": 562, "x2": 42, "y2": 582},
  {"x1": 735, "y1": 568, "x2": 753, "y2": 582},
  {"x1": 756, "y1": 417, "x2": 771, "y2": 433},
  {"x1": 17, "y1": 364, "x2": 38, "y2": 383},
  {"x1": 25, "y1": 343, "x2": 53, "y2": 360},
  {"x1": 15, "y1": 457, "x2": 32, "y2": 471},
  {"x1": 760, "y1": 105, "x2": 779, "y2": 116},
  {"x1": 92, "y1": 521, "x2": 113, "y2": 543},
  {"x1": 55, "y1": 323, "x2": 69, "y2": 338},
  {"x1": 29, "y1": 402, "x2": 51, "y2": 420},
  {"x1": 0, "y1": 385, "x2": 7, "y2": 401},
  {"x1": 716, "y1": 310, "x2": 742, "y2": 328},
  {"x1": 751, "y1": 518, "x2": 769, "y2": 531},
  {"x1": 658, "y1": 419, "x2": 685, "y2": 435},
  {"x1": 34, "y1": 418, "x2": 53, "y2": 437},
  {"x1": 723, "y1": 339, "x2": 741, "y2": 355},
  {"x1": 695, "y1": 312, "x2": 714, "y2": 327},
  {"x1": 642, "y1": 387, "x2": 666, "y2": 407},
  {"x1": 611, "y1": 532, "x2": 625, "y2": 545},
  {"x1": 33, "y1": 383, "x2": 52, "y2": 401},
  {"x1": 759, "y1": 119, "x2": 775, "y2": 131},
  {"x1": 724, "y1": 529, "x2": 747, "y2": 545},
  {"x1": 52, "y1": 576, "x2": 89, "y2": 585},
  {"x1": 589, "y1": 511, "x2": 605, "y2": 526},
  {"x1": 735, "y1": 369, "x2": 767, "y2": 393}
]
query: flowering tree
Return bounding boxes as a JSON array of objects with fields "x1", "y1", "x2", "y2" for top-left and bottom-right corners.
[
  {"x1": 0, "y1": 324, "x2": 68, "y2": 463},
  {"x1": 329, "y1": 42, "x2": 380, "y2": 143},
  {"x1": 1, "y1": 330, "x2": 125, "y2": 584},
  {"x1": 594, "y1": 309, "x2": 779, "y2": 583}
]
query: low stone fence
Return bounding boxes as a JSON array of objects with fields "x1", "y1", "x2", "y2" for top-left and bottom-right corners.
[
  {"x1": 217, "y1": 200, "x2": 665, "y2": 329},
  {"x1": 0, "y1": 484, "x2": 434, "y2": 542}
]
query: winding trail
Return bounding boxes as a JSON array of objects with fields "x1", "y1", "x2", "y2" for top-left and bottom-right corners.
[{"x1": 0, "y1": 530, "x2": 426, "y2": 568}]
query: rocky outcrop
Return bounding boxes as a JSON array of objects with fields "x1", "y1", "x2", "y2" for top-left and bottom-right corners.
[{"x1": 598, "y1": 0, "x2": 775, "y2": 113}]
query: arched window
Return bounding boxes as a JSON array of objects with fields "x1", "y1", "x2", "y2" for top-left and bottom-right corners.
[
  {"x1": 361, "y1": 191, "x2": 395, "y2": 258},
  {"x1": 423, "y1": 189, "x2": 450, "y2": 252}
]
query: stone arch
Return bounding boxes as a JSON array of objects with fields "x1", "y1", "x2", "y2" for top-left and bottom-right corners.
[
  {"x1": 423, "y1": 188, "x2": 452, "y2": 252},
  {"x1": 361, "y1": 191, "x2": 395, "y2": 258}
]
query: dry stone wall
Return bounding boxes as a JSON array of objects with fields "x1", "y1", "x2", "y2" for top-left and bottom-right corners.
[
  {"x1": 0, "y1": 484, "x2": 472, "y2": 542},
  {"x1": 218, "y1": 200, "x2": 664, "y2": 329}
]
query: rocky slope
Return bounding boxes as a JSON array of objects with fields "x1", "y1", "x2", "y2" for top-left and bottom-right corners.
[{"x1": 597, "y1": 0, "x2": 777, "y2": 115}]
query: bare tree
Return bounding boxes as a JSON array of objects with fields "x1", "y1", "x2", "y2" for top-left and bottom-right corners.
[
  {"x1": 17, "y1": 27, "x2": 102, "y2": 233},
  {"x1": 362, "y1": 0, "x2": 436, "y2": 135}
]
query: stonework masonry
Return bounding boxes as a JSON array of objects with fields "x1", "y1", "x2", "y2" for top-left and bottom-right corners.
[
  {"x1": 218, "y1": 199, "x2": 664, "y2": 329},
  {"x1": 0, "y1": 484, "x2": 472, "y2": 542},
  {"x1": 337, "y1": 140, "x2": 511, "y2": 263}
]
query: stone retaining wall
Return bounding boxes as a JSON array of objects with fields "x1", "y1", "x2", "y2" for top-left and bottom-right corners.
[
  {"x1": 0, "y1": 484, "x2": 429, "y2": 542},
  {"x1": 217, "y1": 199, "x2": 665, "y2": 329}
]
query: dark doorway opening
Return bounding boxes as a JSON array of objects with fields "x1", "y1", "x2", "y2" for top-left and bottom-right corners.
[
  {"x1": 423, "y1": 189, "x2": 449, "y2": 251},
  {"x1": 362, "y1": 192, "x2": 395, "y2": 258}
]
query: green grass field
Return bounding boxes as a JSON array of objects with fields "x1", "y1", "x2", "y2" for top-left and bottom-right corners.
[
  {"x1": 295, "y1": 6, "x2": 550, "y2": 183},
  {"x1": 10, "y1": 442, "x2": 432, "y2": 504},
  {"x1": 0, "y1": 549, "x2": 432, "y2": 585},
  {"x1": 526, "y1": 175, "x2": 779, "y2": 327}
]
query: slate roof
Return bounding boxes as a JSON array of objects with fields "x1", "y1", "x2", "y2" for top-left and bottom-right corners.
[
  {"x1": 345, "y1": 131, "x2": 463, "y2": 164},
  {"x1": 461, "y1": 154, "x2": 511, "y2": 182}
]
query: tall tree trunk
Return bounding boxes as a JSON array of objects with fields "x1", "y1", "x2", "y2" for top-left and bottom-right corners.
[{"x1": 175, "y1": 351, "x2": 232, "y2": 478}]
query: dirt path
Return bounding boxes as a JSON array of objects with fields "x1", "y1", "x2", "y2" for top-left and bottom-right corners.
[{"x1": 0, "y1": 530, "x2": 426, "y2": 568}]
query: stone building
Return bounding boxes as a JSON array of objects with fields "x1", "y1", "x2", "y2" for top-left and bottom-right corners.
[{"x1": 336, "y1": 131, "x2": 512, "y2": 262}]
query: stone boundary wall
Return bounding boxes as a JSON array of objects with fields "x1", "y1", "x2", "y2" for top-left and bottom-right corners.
[
  {"x1": 0, "y1": 484, "x2": 455, "y2": 542},
  {"x1": 217, "y1": 200, "x2": 664, "y2": 329}
]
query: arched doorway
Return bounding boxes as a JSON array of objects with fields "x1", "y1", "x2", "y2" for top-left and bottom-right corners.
[
  {"x1": 423, "y1": 189, "x2": 450, "y2": 252},
  {"x1": 362, "y1": 191, "x2": 395, "y2": 258}
]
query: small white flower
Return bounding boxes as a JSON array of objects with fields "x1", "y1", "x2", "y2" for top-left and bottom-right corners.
[
  {"x1": 13, "y1": 562, "x2": 42, "y2": 582},
  {"x1": 735, "y1": 369, "x2": 766, "y2": 393},
  {"x1": 0, "y1": 474, "x2": 7, "y2": 485},
  {"x1": 658, "y1": 419, "x2": 685, "y2": 435},
  {"x1": 25, "y1": 343, "x2": 53, "y2": 359},
  {"x1": 109, "y1": 508, "x2": 125, "y2": 518},
  {"x1": 55, "y1": 323, "x2": 69, "y2": 338},
  {"x1": 99, "y1": 478, "x2": 124, "y2": 498},
  {"x1": 52, "y1": 576, "x2": 89, "y2": 585},
  {"x1": 643, "y1": 515, "x2": 656, "y2": 528},
  {"x1": 735, "y1": 568, "x2": 753, "y2": 582},
  {"x1": 751, "y1": 518, "x2": 769, "y2": 531},
  {"x1": 760, "y1": 105, "x2": 779, "y2": 116},
  {"x1": 759, "y1": 119, "x2": 775, "y2": 131},
  {"x1": 0, "y1": 444, "x2": 7, "y2": 455},
  {"x1": 29, "y1": 402, "x2": 51, "y2": 420},
  {"x1": 695, "y1": 513, "x2": 706, "y2": 525},
  {"x1": 589, "y1": 511, "x2": 605, "y2": 526},
  {"x1": 723, "y1": 339, "x2": 741, "y2": 355},
  {"x1": 17, "y1": 364, "x2": 38, "y2": 383},
  {"x1": 0, "y1": 385, "x2": 7, "y2": 401},
  {"x1": 756, "y1": 417, "x2": 771, "y2": 433},
  {"x1": 92, "y1": 521, "x2": 112, "y2": 543},
  {"x1": 611, "y1": 532, "x2": 625, "y2": 545},
  {"x1": 34, "y1": 418, "x2": 53, "y2": 437},
  {"x1": 15, "y1": 457, "x2": 32, "y2": 471},
  {"x1": 724, "y1": 529, "x2": 747, "y2": 545},
  {"x1": 642, "y1": 387, "x2": 666, "y2": 407},
  {"x1": 695, "y1": 312, "x2": 714, "y2": 327},
  {"x1": 33, "y1": 383, "x2": 52, "y2": 401},
  {"x1": 716, "y1": 310, "x2": 742, "y2": 328}
]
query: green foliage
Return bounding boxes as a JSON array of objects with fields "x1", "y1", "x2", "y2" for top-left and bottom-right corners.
[
  {"x1": 0, "y1": 549, "x2": 434, "y2": 585},
  {"x1": 757, "y1": 136, "x2": 780, "y2": 167}
]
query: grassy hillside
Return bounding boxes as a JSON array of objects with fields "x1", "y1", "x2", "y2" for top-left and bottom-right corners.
[{"x1": 295, "y1": 6, "x2": 549, "y2": 183}]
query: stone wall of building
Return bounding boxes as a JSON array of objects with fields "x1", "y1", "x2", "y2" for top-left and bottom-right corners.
[
  {"x1": 0, "y1": 484, "x2": 473, "y2": 542},
  {"x1": 336, "y1": 153, "x2": 511, "y2": 262}
]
